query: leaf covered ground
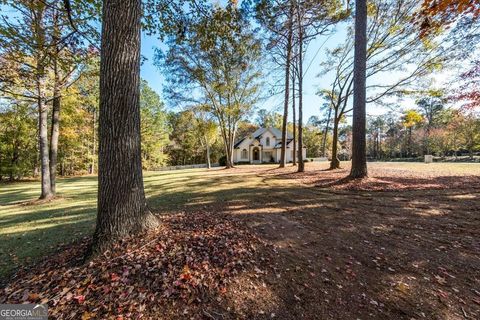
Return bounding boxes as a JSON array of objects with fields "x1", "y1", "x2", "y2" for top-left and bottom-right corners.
[
  {"x1": 1, "y1": 211, "x2": 276, "y2": 319},
  {"x1": 1, "y1": 162, "x2": 480, "y2": 319}
]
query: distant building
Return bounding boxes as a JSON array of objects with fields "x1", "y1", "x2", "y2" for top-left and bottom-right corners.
[{"x1": 233, "y1": 127, "x2": 306, "y2": 164}]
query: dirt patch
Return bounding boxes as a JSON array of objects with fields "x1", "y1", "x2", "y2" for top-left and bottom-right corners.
[{"x1": 261, "y1": 162, "x2": 480, "y2": 191}]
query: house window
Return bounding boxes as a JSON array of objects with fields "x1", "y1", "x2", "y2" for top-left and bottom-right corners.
[
  {"x1": 266, "y1": 137, "x2": 270, "y2": 146},
  {"x1": 241, "y1": 149, "x2": 248, "y2": 159}
]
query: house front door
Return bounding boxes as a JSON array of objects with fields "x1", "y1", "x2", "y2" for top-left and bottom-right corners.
[{"x1": 253, "y1": 148, "x2": 260, "y2": 161}]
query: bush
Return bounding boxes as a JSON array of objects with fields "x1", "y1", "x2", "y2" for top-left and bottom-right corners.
[{"x1": 218, "y1": 155, "x2": 227, "y2": 167}]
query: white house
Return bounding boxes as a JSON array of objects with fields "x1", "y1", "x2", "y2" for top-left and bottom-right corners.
[{"x1": 233, "y1": 127, "x2": 307, "y2": 164}]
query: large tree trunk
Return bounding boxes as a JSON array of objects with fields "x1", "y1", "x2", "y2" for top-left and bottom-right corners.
[
  {"x1": 349, "y1": 0, "x2": 368, "y2": 179},
  {"x1": 35, "y1": 5, "x2": 52, "y2": 200},
  {"x1": 279, "y1": 5, "x2": 293, "y2": 168},
  {"x1": 49, "y1": 54, "x2": 60, "y2": 195},
  {"x1": 38, "y1": 85, "x2": 52, "y2": 199},
  {"x1": 297, "y1": 22, "x2": 304, "y2": 173},
  {"x1": 92, "y1": 0, "x2": 158, "y2": 253}
]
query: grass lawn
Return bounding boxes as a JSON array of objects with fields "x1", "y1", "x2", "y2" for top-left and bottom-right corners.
[
  {"x1": 0, "y1": 167, "x2": 264, "y2": 278},
  {"x1": 1, "y1": 162, "x2": 479, "y2": 319},
  {"x1": 1, "y1": 161, "x2": 479, "y2": 278}
]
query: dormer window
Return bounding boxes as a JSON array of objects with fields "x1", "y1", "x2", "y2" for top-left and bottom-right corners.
[{"x1": 266, "y1": 137, "x2": 270, "y2": 147}]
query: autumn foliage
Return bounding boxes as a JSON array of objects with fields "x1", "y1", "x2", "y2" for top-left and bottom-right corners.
[{"x1": 419, "y1": 0, "x2": 480, "y2": 35}]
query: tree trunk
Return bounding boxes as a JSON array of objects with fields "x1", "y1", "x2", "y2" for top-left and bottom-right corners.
[
  {"x1": 297, "y1": 20, "x2": 304, "y2": 173},
  {"x1": 49, "y1": 55, "x2": 60, "y2": 195},
  {"x1": 205, "y1": 139, "x2": 211, "y2": 169},
  {"x1": 349, "y1": 0, "x2": 368, "y2": 179},
  {"x1": 35, "y1": 6, "x2": 52, "y2": 200},
  {"x1": 90, "y1": 109, "x2": 96, "y2": 174},
  {"x1": 292, "y1": 67, "x2": 296, "y2": 166},
  {"x1": 330, "y1": 118, "x2": 340, "y2": 169},
  {"x1": 279, "y1": 4, "x2": 293, "y2": 168},
  {"x1": 92, "y1": 0, "x2": 158, "y2": 253},
  {"x1": 38, "y1": 81, "x2": 52, "y2": 199},
  {"x1": 322, "y1": 107, "x2": 332, "y2": 157}
]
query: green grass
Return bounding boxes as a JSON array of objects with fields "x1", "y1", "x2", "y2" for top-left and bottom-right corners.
[
  {"x1": 1, "y1": 161, "x2": 479, "y2": 279},
  {"x1": 0, "y1": 169, "x2": 263, "y2": 279}
]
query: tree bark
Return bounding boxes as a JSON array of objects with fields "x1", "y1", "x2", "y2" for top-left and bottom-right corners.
[
  {"x1": 49, "y1": 7, "x2": 61, "y2": 195},
  {"x1": 297, "y1": 16, "x2": 304, "y2": 173},
  {"x1": 349, "y1": 0, "x2": 368, "y2": 179},
  {"x1": 89, "y1": 109, "x2": 96, "y2": 174},
  {"x1": 35, "y1": 5, "x2": 52, "y2": 200},
  {"x1": 292, "y1": 67, "x2": 296, "y2": 166},
  {"x1": 49, "y1": 54, "x2": 60, "y2": 195},
  {"x1": 279, "y1": 4, "x2": 293, "y2": 168},
  {"x1": 330, "y1": 117, "x2": 340, "y2": 169},
  {"x1": 92, "y1": 0, "x2": 158, "y2": 253},
  {"x1": 205, "y1": 138, "x2": 211, "y2": 169},
  {"x1": 322, "y1": 107, "x2": 332, "y2": 157}
]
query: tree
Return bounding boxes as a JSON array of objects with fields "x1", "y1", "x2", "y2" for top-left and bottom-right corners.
[
  {"x1": 292, "y1": 0, "x2": 345, "y2": 172},
  {"x1": 0, "y1": 102, "x2": 37, "y2": 181},
  {"x1": 140, "y1": 80, "x2": 169, "y2": 169},
  {"x1": 92, "y1": 0, "x2": 158, "y2": 253},
  {"x1": 256, "y1": 108, "x2": 283, "y2": 128},
  {"x1": 418, "y1": 0, "x2": 480, "y2": 37},
  {"x1": 250, "y1": 0, "x2": 295, "y2": 168},
  {"x1": 156, "y1": 4, "x2": 262, "y2": 168},
  {"x1": 367, "y1": 116, "x2": 386, "y2": 159},
  {"x1": 401, "y1": 109, "x2": 423, "y2": 156},
  {"x1": 0, "y1": 0, "x2": 99, "y2": 198},
  {"x1": 349, "y1": 0, "x2": 368, "y2": 178},
  {"x1": 321, "y1": 0, "x2": 448, "y2": 170},
  {"x1": 416, "y1": 91, "x2": 445, "y2": 154},
  {"x1": 457, "y1": 112, "x2": 480, "y2": 159},
  {"x1": 0, "y1": 2, "x2": 54, "y2": 198}
]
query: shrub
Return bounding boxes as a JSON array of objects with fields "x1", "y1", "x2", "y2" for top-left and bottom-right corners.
[{"x1": 219, "y1": 155, "x2": 227, "y2": 166}]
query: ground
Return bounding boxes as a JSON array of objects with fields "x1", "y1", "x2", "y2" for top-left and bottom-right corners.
[{"x1": 1, "y1": 162, "x2": 479, "y2": 319}]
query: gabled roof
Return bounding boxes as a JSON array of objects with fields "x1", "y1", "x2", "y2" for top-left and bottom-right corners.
[
  {"x1": 234, "y1": 127, "x2": 295, "y2": 149},
  {"x1": 253, "y1": 127, "x2": 292, "y2": 139},
  {"x1": 234, "y1": 127, "x2": 293, "y2": 149},
  {"x1": 274, "y1": 138, "x2": 293, "y2": 149}
]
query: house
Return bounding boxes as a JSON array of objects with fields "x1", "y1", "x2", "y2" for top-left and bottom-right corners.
[{"x1": 233, "y1": 127, "x2": 307, "y2": 164}]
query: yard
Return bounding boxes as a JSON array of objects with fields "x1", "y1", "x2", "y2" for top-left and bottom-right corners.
[{"x1": 1, "y1": 162, "x2": 479, "y2": 319}]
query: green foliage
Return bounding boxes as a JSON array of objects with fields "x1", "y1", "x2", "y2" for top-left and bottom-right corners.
[
  {"x1": 140, "y1": 80, "x2": 170, "y2": 169},
  {"x1": 0, "y1": 103, "x2": 37, "y2": 180},
  {"x1": 155, "y1": 3, "x2": 263, "y2": 167},
  {"x1": 255, "y1": 109, "x2": 283, "y2": 128}
]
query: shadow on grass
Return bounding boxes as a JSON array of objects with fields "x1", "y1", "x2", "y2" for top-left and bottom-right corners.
[{"x1": 1, "y1": 167, "x2": 480, "y2": 318}]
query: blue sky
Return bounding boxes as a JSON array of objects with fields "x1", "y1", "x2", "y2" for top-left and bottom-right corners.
[
  {"x1": 140, "y1": 28, "x2": 349, "y2": 123},
  {"x1": 139, "y1": 23, "x2": 435, "y2": 124}
]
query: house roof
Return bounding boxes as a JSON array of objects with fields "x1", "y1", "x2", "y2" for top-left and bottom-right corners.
[{"x1": 234, "y1": 127, "x2": 293, "y2": 148}]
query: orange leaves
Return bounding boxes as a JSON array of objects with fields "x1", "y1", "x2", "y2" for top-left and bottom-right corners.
[
  {"x1": 74, "y1": 295, "x2": 86, "y2": 304},
  {"x1": 0, "y1": 212, "x2": 267, "y2": 319},
  {"x1": 419, "y1": 0, "x2": 480, "y2": 36},
  {"x1": 110, "y1": 272, "x2": 121, "y2": 282}
]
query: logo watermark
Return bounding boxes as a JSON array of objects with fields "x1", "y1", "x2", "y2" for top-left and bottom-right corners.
[{"x1": 0, "y1": 304, "x2": 48, "y2": 320}]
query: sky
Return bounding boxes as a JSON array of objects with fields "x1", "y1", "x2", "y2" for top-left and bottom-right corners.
[
  {"x1": 139, "y1": 24, "x2": 452, "y2": 126},
  {"x1": 139, "y1": 27, "x2": 350, "y2": 124}
]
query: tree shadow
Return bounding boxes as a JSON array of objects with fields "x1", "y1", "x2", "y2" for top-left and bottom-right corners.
[{"x1": 1, "y1": 166, "x2": 479, "y2": 318}]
